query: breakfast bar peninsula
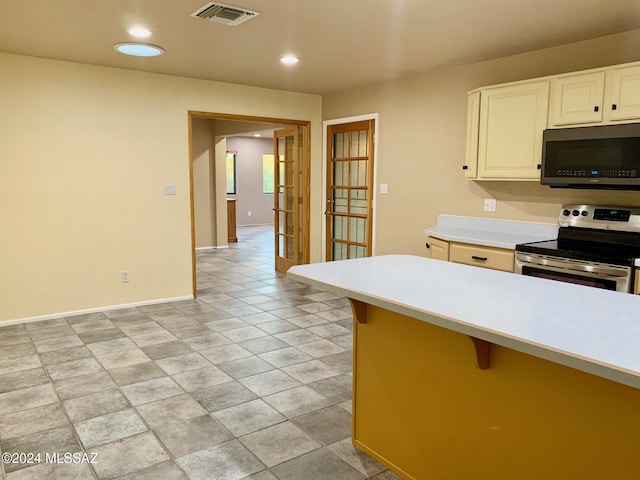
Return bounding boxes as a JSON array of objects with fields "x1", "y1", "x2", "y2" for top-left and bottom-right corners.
[{"x1": 287, "y1": 255, "x2": 640, "y2": 480}]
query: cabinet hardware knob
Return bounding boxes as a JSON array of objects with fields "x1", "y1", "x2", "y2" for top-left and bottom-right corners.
[
  {"x1": 462, "y1": 165, "x2": 469, "y2": 170},
  {"x1": 612, "y1": 104, "x2": 618, "y2": 110},
  {"x1": 471, "y1": 256, "x2": 488, "y2": 261},
  {"x1": 537, "y1": 164, "x2": 542, "y2": 169},
  {"x1": 594, "y1": 106, "x2": 599, "y2": 112},
  {"x1": 425, "y1": 242, "x2": 431, "y2": 249}
]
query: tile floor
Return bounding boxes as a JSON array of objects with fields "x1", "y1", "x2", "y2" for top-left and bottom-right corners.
[{"x1": 0, "y1": 226, "x2": 401, "y2": 480}]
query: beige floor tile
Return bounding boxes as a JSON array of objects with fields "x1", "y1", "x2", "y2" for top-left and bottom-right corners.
[{"x1": 240, "y1": 421, "x2": 321, "y2": 468}]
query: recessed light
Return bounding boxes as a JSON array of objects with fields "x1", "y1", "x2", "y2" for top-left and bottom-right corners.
[
  {"x1": 128, "y1": 27, "x2": 152, "y2": 38},
  {"x1": 114, "y1": 43, "x2": 164, "y2": 57},
  {"x1": 279, "y1": 55, "x2": 300, "y2": 65}
]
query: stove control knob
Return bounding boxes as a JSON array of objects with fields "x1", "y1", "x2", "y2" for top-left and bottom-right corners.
[
  {"x1": 572, "y1": 209, "x2": 580, "y2": 216},
  {"x1": 581, "y1": 210, "x2": 588, "y2": 216},
  {"x1": 562, "y1": 209, "x2": 571, "y2": 216}
]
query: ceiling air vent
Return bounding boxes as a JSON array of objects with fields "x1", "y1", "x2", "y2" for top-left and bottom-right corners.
[{"x1": 191, "y1": 2, "x2": 260, "y2": 26}]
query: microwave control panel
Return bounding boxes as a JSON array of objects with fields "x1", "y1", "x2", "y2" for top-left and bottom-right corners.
[{"x1": 553, "y1": 169, "x2": 638, "y2": 178}]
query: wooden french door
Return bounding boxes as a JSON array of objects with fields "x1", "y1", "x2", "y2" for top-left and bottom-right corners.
[
  {"x1": 274, "y1": 126, "x2": 308, "y2": 273},
  {"x1": 325, "y1": 120, "x2": 375, "y2": 261}
]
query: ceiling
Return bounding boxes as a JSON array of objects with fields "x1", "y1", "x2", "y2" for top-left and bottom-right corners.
[{"x1": 1, "y1": 0, "x2": 640, "y2": 95}]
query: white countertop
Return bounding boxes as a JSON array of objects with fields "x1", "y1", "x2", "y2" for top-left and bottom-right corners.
[
  {"x1": 288, "y1": 255, "x2": 640, "y2": 390},
  {"x1": 425, "y1": 215, "x2": 558, "y2": 249}
]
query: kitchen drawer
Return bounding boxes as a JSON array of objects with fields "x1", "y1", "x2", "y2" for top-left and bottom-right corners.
[{"x1": 449, "y1": 243, "x2": 515, "y2": 272}]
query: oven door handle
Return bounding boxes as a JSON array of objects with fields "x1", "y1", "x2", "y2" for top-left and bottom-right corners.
[{"x1": 516, "y1": 253, "x2": 631, "y2": 277}]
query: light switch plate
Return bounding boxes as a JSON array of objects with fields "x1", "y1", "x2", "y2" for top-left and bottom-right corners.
[
  {"x1": 380, "y1": 183, "x2": 388, "y2": 194},
  {"x1": 164, "y1": 183, "x2": 176, "y2": 195}
]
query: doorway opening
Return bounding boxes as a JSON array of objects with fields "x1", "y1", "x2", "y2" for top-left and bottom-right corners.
[{"x1": 188, "y1": 111, "x2": 311, "y2": 297}]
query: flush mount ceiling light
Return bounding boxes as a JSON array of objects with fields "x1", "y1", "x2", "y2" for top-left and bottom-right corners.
[
  {"x1": 128, "y1": 27, "x2": 152, "y2": 38},
  {"x1": 279, "y1": 55, "x2": 300, "y2": 65},
  {"x1": 114, "y1": 43, "x2": 164, "y2": 57}
]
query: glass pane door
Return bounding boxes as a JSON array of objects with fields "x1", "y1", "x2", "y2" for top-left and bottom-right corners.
[
  {"x1": 326, "y1": 120, "x2": 375, "y2": 261},
  {"x1": 274, "y1": 127, "x2": 301, "y2": 273}
]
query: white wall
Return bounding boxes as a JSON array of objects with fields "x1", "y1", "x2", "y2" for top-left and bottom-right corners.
[
  {"x1": 0, "y1": 52, "x2": 322, "y2": 323},
  {"x1": 227, "y1": 137, "x2": 275, "y2": 227},
  {"x1": 193, "y1": 118, "x2": 215, "y2": 248}
]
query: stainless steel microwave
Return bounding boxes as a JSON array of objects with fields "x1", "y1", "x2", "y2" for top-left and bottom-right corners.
[{"x1": 541, "y1": 123, "x2": 640, "y2": 189}]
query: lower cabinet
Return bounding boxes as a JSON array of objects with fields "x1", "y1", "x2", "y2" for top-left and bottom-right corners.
[
  {"x1": 427, "y1": 237, "x2": 450, "y2": 261},
  {"x1": 635, "y1": 271, "x2": 640, "y2": 295},
  {"x1": 427, "y1": 236, "x2": 514, "y2": 273}
]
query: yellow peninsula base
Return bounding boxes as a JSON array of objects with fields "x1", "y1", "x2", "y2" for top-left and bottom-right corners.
[{"x1": 350, "y1": 301, "x2": 640, "y2": 480}]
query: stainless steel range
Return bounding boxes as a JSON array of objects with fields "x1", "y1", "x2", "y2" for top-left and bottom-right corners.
[{"x1": 515, "y1": 205, "x2": 640, "y2": 293}]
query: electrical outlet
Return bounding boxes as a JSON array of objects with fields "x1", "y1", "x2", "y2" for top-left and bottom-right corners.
[
  {"x1": 248, "y1": 211, "x2": 252, "y2": 216},
  {"x1": 380, "y1": 184, "x2": 388, "y2": 194},
  {"x1": 484, "y1": 198, "x2": 497, "y2": 212},
  {"x1": 121, "y1": 271, "x2": 130, "y2": 283}
]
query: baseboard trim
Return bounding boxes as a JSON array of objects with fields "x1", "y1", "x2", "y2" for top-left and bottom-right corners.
[
  {"x1": 1, "y1": 295, "x2": 195, "y2": 326},
  {"x1": 196, "y1": 246, "x2": 229, "y2": 251}
]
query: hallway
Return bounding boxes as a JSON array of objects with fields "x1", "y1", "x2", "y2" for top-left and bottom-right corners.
[{"x1": 0, "y1": 226, "x2": 399, "y2": 479}]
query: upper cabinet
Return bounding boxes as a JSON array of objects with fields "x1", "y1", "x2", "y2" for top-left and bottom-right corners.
[
  {"x1": 549, "y1": 72, "x2": 605, "y2": 126},
  {"x1": 466, "y1": 61, "x2": 640, "y2": 181},
  {"x1": 609, "y1": 64, "x2": 640, "y2": 122},
  {"x1": 476, "y1": 81, "x2": 549, "y2": 180},
  {"x1": 549, "y1": 65, "x2": 640, "y2": 127}
]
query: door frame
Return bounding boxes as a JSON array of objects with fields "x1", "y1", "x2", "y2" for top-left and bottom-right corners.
[
  {"x1": 188, "y1": 111, "x2": 310, "y2": 297},
  {"x1": 322, "y1": 113, "x2": 379, "y2": 262}
]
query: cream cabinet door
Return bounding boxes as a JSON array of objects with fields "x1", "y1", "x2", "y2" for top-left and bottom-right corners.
[
  {"x1": 478, "y1": 81, "x2": 549, "y2": 179},
  {"x1": 427, "y1": 237, "x2": 449, "y2": 261},
  {"x1": 464, "y1": 91, "x2": 480, "y2": 179},
  {"x1": 609, "y1": 65, "x2": 640, "y2": 122},
  {"x1": 549, "y1": 72, "x2": 605, "y2": 126}
]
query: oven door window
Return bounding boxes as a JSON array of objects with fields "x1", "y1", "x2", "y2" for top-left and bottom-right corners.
[{"x1": 521, "y1": 266, "x2": 617, "y2": 290}]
